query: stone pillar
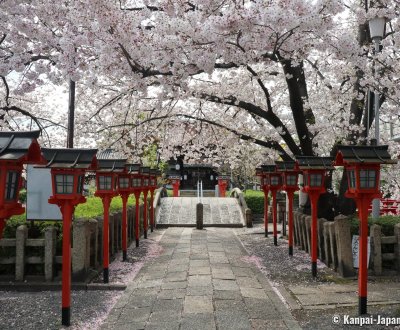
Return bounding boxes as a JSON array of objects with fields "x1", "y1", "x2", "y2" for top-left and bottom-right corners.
[
  {"x1": 196, "y1": 203, "x2": 204, "y2": 230},
  {"x1": 394, "y1": 224, "x2": 400, "y2": 273},
  {"x1": 109, "y1": 214, "x2": 115, "y2": 255},
  {"x1": 305, "y1": 216, "x2": 312, "y2": 253},
  {"x1": 294, "y1": 212, "x2": 301, "y2": 247},
  {"x1": 334, "y1": 215, "x2": 355, "y2": 277},
  {"x1": 245, "y1": 209, "x2": 252, "y2": 228},
  {"x1": 370, "y1": 224, "x2": 382, "y2": 276},
  {"x1": 88, "y1": 219, "x2": 98, "y2": 269},
  {"x1": 97, "y1": 216, "x2": 104, "y2": 265},
  {"x1": 300, "y1": 215, "x2": 307, "y2": 251},
  {"x1": 72, "y1": 219, "x2": 89, "y2": 280},
  {"x1": 323, "y1": 222, "x2": 332, "y2": 268},
  {"x1": 44, "y1": 226, "x2": 56, "y2": 281},
  {"x1": 15, "y1": 225, "x2": 28, "y2": 281},
  {"x1": 327, "y1": 222, "x2": 337, "y2": 270},
  {"x1": 318, "y1": 218, "x2": 327, "y2": 262}
]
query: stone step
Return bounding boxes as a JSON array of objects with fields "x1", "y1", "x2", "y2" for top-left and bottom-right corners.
[{"x1": 157, "y1": 197, "x2": 243, "y2": 227}]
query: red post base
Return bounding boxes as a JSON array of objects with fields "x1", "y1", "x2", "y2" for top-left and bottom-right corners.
[
  {"x1": 143, "y1": 190, "x2": 148, "y2": 239},
  {"x1": 263, "y1": 189, "x2": 269, "y2": 237},
  {"x1": 287, "y1": 191, "x2": 295, "y2": 257},
  {"x1": 271, "y1": 190, "x2": 278, "y2": 246},
  {"x1": 121, "y1": 194, "x2": 128, "y2": 262},
  {"x1": 61, "y1": 201, "x2": 73, "y2": 327},
  {"x1": 150, "y1": 190, "x2": 155, "y2": 232},
  {"x1": 310, "y1": 193, "x2": 320, "y2": 278},
  {"x1": 134, "y1": 192, "x2": 141, "y2": 247},
  {"x1": 102, "y1": 196, "x2": 111, "y2": 284},
  {"x1": 357, "y1": 196, "x2": 371, "y2": 315}
]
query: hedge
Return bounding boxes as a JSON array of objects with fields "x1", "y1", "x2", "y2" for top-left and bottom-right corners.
[
  {"x1": 349, "y1": 215, "x2": 400, "y2": 236},
  {"x1": 244, "y1": 190, "x2": 265, "y2": 214},
  {"x1": 3, "y1": 195, "x2": 141, "y2": 239}
]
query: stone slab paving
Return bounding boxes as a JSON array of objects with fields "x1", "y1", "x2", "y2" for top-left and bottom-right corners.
[
  {"x1": 157, "y1": 197, "x2": 244, "y2": 226},
  {"x1": 101, "y1": 227, "x2": 301, "y2": 330},
  {"x1": 286, "y1": 282, "x2": 400, "y2": 310}
]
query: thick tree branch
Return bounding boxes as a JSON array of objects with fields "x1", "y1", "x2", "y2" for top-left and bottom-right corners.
[{"x1": 194, "y1": 92, "x2": 301, "y2": 156}]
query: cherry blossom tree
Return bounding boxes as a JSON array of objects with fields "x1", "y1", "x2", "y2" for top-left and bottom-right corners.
[{"x1": 1, "y1": 0, "x2": 400, "y2": 209}]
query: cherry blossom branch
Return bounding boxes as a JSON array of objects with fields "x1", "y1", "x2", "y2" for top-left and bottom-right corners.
[{"x1": 194, "y1": 91, "x2": 301, "y2": 156}]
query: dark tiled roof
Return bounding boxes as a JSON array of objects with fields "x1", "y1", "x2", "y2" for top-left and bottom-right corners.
[
  {"x1": 295, "y1": 156, "x2": 334, "y2": 170},
  {"x1": 335, "y1": 145, "x2": 397, "y2": 165},
  {"x1": 42, "y1": 148, "x2": 98, "y2": 169},
  {"x1": 0, "y1": 130, "x2": 41, "y2": 161}
]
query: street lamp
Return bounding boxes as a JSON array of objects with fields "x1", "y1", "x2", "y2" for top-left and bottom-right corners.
[
  {"x1": 42, "y1": 148, "x2": 97, "y2": 327},
  {"x1": 334, "y1": 144, "x2": 396, "y2": 315},
  {"x1": 95, "y1": 156, "x2": 126, "y2": 283},
  {"x1": 167, "y1": 170, "x2": 181, "y2": 197},
  {"x1": 369, "y1": 15, "x2": 387, "y2": 219},
  {"x1": 217, "y1": 174, "x2": 230, "y2": 198},
  {"x1": 261, "y1": 164, "x2": 281, "y2": 246},
  {"x1": 295, "y1": 156, "x2": 333, "y2": 278},
  {"x1": 276, "y1": 161, "x2": 300, "y2": 256},
  {"x1": 0, "y1": 131, "x2": 44, "y2": 239}
]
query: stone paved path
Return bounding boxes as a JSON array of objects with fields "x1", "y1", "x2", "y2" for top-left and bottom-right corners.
[
  {"x1": 101, "y1": 227, "x2": 301, "y2": 330},
  {"x1": 158, "y1": 197, "x2": 244, "y2": 227}
]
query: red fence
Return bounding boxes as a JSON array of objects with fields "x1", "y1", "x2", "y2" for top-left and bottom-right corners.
[{"x1": 369, "y1": 199, "x2": 400, "y2": 216}]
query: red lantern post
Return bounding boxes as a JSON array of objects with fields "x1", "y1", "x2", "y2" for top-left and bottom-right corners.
[
  {"x1": 149, "y1": 169, "x2": 160, "y2": 232},
  {"x1": 95, "y1": 155, "x2": 126, "y2": 282},
  {"x1": 256, "y1": 167, "x2": 269, "y2": 237},
  {"x1": 0, "y1": 131, "x2": 44, "y2": 239},
  {"x1": 42, "y1": 148, "x2": 97, "y2": 327},
  {"x1": 334, "y1": 145, "x2": 396, "y2": 315},
  {"x1": 129, "y1": 164, "x2": 142, "y2": 247},
  {"x1": 217, "y1": 175, "x2": 229, "y2": 197},
  {"x1": 118, "y1": 169, "x2": 131, "y2": 261},
  {"x1": 296, "y1": 156, "x2": 333, "y2": 277},
  {"x1": 141, "y1": 167, "x2": 150, "y2": 239},
  {"x1": 276, "y1": 161, "x2": 300, "y2": 256},
  {"x1": 168, "y1": 171, "x2": 181, "y2": 197}
]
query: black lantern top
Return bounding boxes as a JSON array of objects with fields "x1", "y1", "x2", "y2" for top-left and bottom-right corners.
[
  {"x1": 261, "y1": 164, "x2": 277, "y2": 174},
  {"x1": 335, "y1": 145, "x2": 396, "y2": 195},
  {"x1": 334, "y1": 145, "x2": 396, "y2": 166},
  {"x1": 275, "y1": 161, "x2": 296, "y2": 172},
  {"x1": 276, "y1": 161, "x2": 300, "y2": 189},
  {"x1": 42, "y1": 148, "x2": 98, "y2": 169},
  {"x1": 0, "y1": 130, "x2": 44, "y2": 163},
  {"x1": 96, "y1": 159, "x2": 127, "y2": 173},
  {"x1": 295, "y1": 156, "x2": 334, "y2": 170}
]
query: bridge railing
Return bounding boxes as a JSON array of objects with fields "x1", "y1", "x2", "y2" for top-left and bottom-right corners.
[{"x1": 230, "y1": 188, "x2": 252, "y2": 228}]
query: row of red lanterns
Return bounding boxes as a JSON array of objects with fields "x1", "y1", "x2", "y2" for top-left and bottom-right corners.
[
  {"x1": 257, "y1": 145, "x2": 396, "y2": 316},
  {"x1": 0, "y1": 131, "x2": 162, "y2": 327}
]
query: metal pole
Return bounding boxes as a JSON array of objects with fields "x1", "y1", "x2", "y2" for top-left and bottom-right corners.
[
  {"x1": 372, "y1": 39, "x2": 381, "y2": 218},
  {"x1": 67, "y1": 79, "x2": 75, "y2": 148}
]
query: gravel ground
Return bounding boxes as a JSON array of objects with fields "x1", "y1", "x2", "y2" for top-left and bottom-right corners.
[
  {"x1": 235, "y1": 223, "x2": 400, "y2": 330},
  {"x1": 0, "y1": 231, "x2": 164, "y2": 330}
]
